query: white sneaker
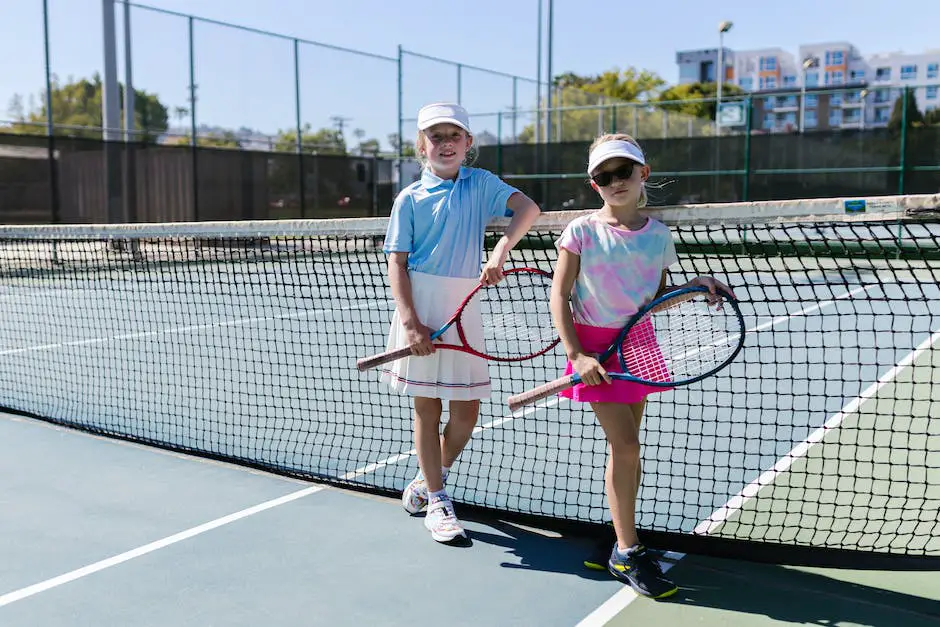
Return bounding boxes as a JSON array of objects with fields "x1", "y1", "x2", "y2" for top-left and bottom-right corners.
[
  {"x1": 402, "y1": 475, "x2": 428, "y2": 514},
  {"x1": 424, "y1": 498, "x2": 466, "y2": 543}
]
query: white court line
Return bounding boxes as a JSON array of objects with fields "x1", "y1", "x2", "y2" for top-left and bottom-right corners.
[
  {"x1": 0, "y1": 299, "x2": 393, "y2": 357},
  {"x1": 0, "y1": 486, "x2": 325, "y2": 607},
  {"x1": 695, "y1": 326, "x2": 940, "y2": 535},
  {"x1": 0, "y1": 401, "x2": 528, "y2": 607},
  {"x1": 575, "y1": 311, "x2": 938, "y2": 626}
]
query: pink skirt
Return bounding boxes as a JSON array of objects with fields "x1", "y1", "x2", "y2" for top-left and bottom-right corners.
[{"x1": 558, "y1": 322, "x2": 674, "y2": 404}]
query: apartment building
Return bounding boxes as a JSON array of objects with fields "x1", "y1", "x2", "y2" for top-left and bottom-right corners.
[{"x1": 676, "y1": 42, "x2": 940, "y2": 132}]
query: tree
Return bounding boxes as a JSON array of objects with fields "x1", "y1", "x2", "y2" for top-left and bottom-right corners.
[
  {"x1": 888, "y1": 89, "x2": 924, "y2": 132},
  {"x1": 273, "y1": 124, "x2": 346, "y2": 154},
  {"x1": 514, "y1": 67, "x2": 669, "y2": 143},
  {"x1": 7, "y1": 73, "x2": 169, "y2": 142},
  {"x1": 658, "y1": 81, "x2": 746, "y2": 122},
  {"x1": 164, "y1": 130, "x2": 242, "y2": 149},
  {"x1": 924, "y1": 108, "x2": 940, "y2": 126},
  {"x1": 358, "y1": 138, "x2": 381, "y2": 155},
  {"x1": 6, "y1": 94, "x2": 25, "y2": 121},
  {"x1": 387, "y1": 132, "x2": 416, "y2": 157}
]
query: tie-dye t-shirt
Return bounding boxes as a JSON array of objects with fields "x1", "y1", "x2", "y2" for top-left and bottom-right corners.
[{"x1": 556, "y1": 213, "x2": 679, "y2": 328}]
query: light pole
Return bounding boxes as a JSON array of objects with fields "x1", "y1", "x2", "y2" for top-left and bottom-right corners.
[
  {"x1": 715, "y1": 20, "x2": 733, "y2": 133},
  {"x1": 799, "y1": 56, "x2": 819, "y2": 133}
]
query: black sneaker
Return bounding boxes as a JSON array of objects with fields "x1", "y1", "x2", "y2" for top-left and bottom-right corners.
[{"x1": 608, "y1": 544, "x2": 678, "y2": 599}]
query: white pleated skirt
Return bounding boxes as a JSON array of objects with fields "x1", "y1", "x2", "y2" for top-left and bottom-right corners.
[{"x1": 379, "y1": 270, "x2": 491, "y2": 401}]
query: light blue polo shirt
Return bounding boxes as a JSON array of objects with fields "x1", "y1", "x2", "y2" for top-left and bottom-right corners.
[{"x1": 383, "y1": 166, "x2": 520, "y2": 279}]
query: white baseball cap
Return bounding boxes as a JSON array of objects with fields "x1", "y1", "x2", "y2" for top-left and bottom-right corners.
[
  {"x1": 587, "y1": 139, "x2": 646, "y2": 174},
  {"x1": 417, "y1": 102, "x2": 472, "y2": 133}
]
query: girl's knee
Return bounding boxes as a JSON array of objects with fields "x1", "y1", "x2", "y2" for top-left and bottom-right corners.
[
  {"x1": 414, "y1": 397, "x2": 443, "y2": 420},
  {"x1": 608, "y1": 438, "x2": 640, "y2": 465}
]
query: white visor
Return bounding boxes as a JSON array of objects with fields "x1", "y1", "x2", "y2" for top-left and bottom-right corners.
[
  {"x1": 587, "y1": 140, "x2": 645, "y2": 174},
  {"x1": 417, "y1": 102, "x2": 472, "y2": 133}
]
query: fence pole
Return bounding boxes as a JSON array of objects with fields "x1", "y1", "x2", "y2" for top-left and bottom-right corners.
[
  {"x1": 743, "y1": 95, "x2": 753, "y2": 201},
  {"x1": 42, "y1": 0, "x2": 60, "y2": 226},
  {"x1": 188, "y1": 15, "x2": 199, "y2": 220},
  {"x1": 293, "y1": 38, "x2": 305, "y2": 218},
  {"x1": 899, "y1": 86, "x2": 908, "y2": 195},
  {"x1": 397, "y1": 45, "x2": 404, "y2": 194},
  {"x1": 497, "y1": 111, "x2": 503, "y2": 178},
  {"x1": 511, "y1": 76, "x2": 518, "y2": 141},
  {"x1": 457, "y1": 63, "x2": 463, "y2": 105}
]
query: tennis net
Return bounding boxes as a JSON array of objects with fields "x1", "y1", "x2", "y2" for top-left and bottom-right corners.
[{"x1": 0, "y1": 193, "x2": 937, "y2": 569}]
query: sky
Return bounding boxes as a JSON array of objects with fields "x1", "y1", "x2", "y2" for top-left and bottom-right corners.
[{"x1": 2, "y1": 0, "x2": 938, "y2": 149}]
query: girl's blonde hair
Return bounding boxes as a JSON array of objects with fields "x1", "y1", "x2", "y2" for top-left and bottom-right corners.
[
  {"x1": 589, "y1": 133, "x2": 648, "y2": 208},
  {"x1": 414, "y1": 129, "x2": 478, "y2": 168}
]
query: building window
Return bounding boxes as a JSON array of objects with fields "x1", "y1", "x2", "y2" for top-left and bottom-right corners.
[
  {"x1": 763, "y1": 113, "x2": 775, "y2": 130},
  {"x1": 805, "y1": 110, "x2": 818, "y2": 128},
  {"x1": 874, "y1": 107, "x2": 890, "y2": 123},
  {"x1": 739, "y1": 77, "x2": 753, "y2": 90},
  {"x1": 825, "y1": 51, "x2": 844, "y2": 65},
  {"x1": 928, "y1": 86, "x2": 939, "y2": 100},
  {"x1": 830, "y1": 92, "x2": 843, "y2": 106},
  {"x1": 876, "y1": 67, "x2": 891, "y2": 81},
  {"x1": 805, "y1": 71, "x2": 819, "y2": 87},
  {"x1": 901, "y1": 65, "x2": 917, "y2": 80},
  {"x1": 805, "y1": 94, "x2": 818, "y2": 108},
  {"x1": 928, "y1": 63, "x2": 939, "y2": 79},
  {"x1": 783, "y1": 75, "x2": 797, "y2": 86},
  {"x1": 874, "y1": 88, "x2": 892, "y2": 103},
  {"x1": 844, "y1": 109, "x2": 861, "y2": 124},
  {"x1": 760, "y1": 56, "x2": 777, "y2": 71},
  {"x1": 784, "y1": 112, "x2": 797, "y2": 126},
  {"x1": 830, "y1": 109, "x2": 843, "y2": 126},
  {"x1": 700, "y1": 61, "x2": 715, "y2": 82},
  {"x1": 826, "y1": 71, "x2": 844, "y2": 85},
  {"x1": 850, "y1": 70, "x2": 865, "y2": 81}
]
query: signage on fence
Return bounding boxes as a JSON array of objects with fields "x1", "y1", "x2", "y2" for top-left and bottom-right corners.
[{"x1": 718, "y1": 101, "x2": 747, "y2": 127}]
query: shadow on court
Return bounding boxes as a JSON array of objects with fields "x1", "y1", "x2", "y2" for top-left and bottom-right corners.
[
  {"x1": 449, "y1": 513, "x2": 613, "y2": 581},
  {"x1": 656, "y1": 555, "x2": 940, "y2": 627}
]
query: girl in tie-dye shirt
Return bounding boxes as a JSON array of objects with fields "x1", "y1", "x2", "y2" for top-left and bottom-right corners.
[{"x1": 550, "y1": 133, "x2": 733, "y2": 600}]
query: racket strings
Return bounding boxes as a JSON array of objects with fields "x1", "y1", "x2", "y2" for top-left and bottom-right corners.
[
  {"x1": 622, "y1": 295, "x2": 740, "y2": 382},
  {"x1": 477, "y1": 272, "x2": 556, "y2": 359}
]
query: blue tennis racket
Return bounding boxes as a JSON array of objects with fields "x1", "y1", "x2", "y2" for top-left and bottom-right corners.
[{"x1": 507, "y1": 286, "x2": 745, "y2": 411}]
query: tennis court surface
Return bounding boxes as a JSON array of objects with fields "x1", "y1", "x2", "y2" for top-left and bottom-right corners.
[{"x1": 0, "y1": 194, "x2": 937, "y2": 625}]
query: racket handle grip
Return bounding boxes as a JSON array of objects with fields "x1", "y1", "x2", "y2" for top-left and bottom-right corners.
[
  {"x1": 356, "y1": 346, "x2": 414, "y2": 371},
  {"x1": 507, "y1": 375, "x2": 578, "y2": 412}
]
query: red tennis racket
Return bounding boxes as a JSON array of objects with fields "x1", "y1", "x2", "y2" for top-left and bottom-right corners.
[{"x1": 356, "y1": 267, "x2": 560, "y2": 371}]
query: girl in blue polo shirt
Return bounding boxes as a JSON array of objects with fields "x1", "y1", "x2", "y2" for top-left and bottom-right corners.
[{"x1": 381, "y1": 102, "x2": 541, "y2": 543}]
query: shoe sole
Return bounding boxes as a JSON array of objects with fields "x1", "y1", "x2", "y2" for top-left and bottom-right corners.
[{"x1": 607, "y1": 565, "x2": 678, "y2": 600}]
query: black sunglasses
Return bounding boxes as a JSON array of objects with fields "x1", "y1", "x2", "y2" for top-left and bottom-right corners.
[{"x1": 590, "y1": 162, "x2": 636, "y2": 187}]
